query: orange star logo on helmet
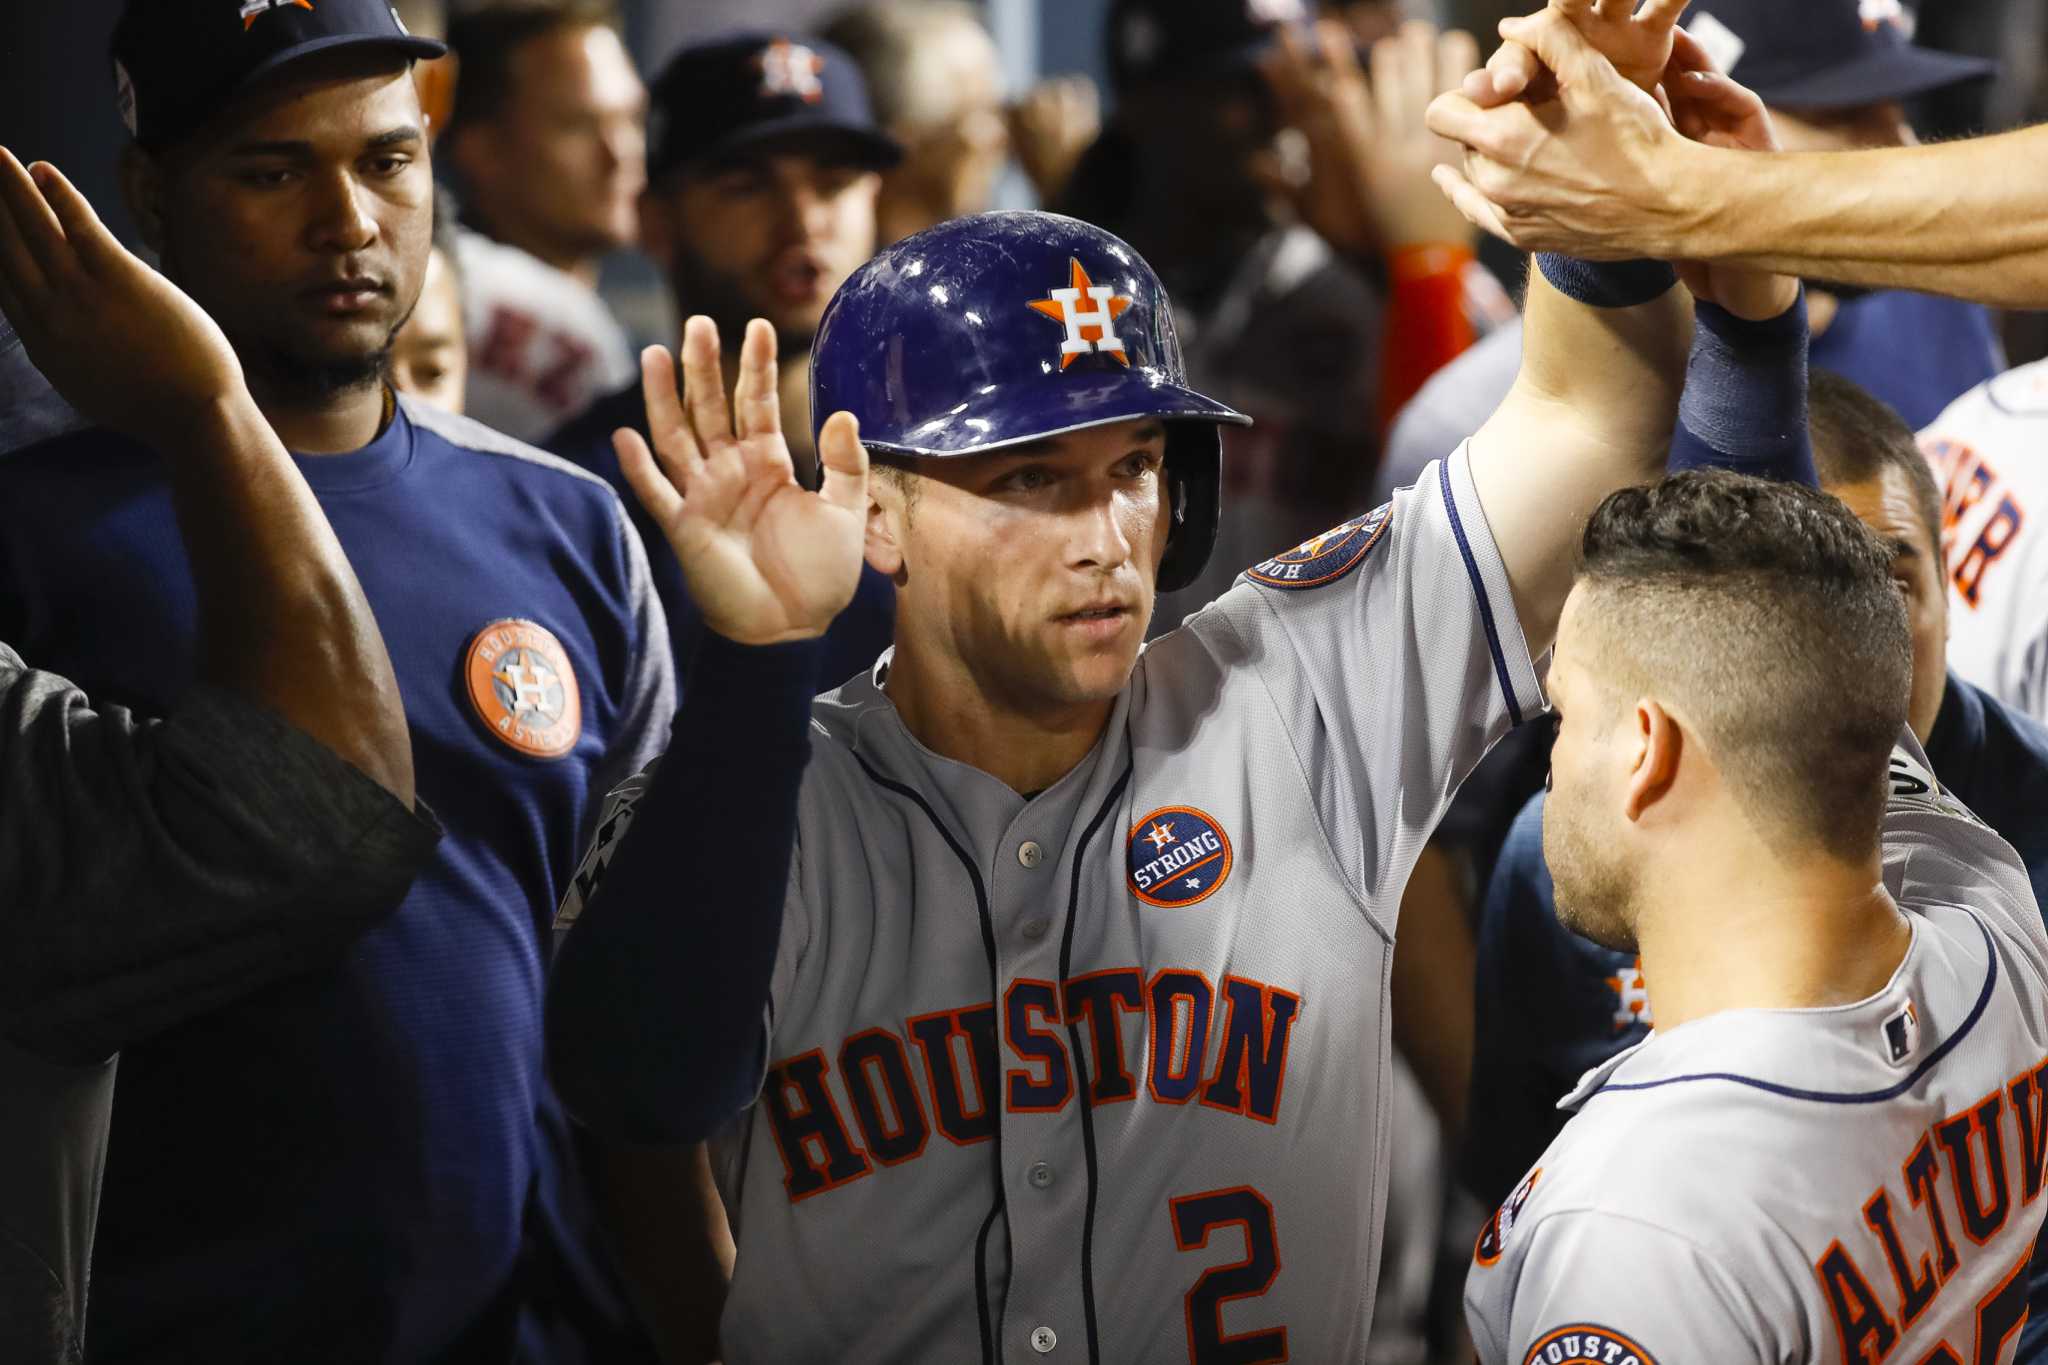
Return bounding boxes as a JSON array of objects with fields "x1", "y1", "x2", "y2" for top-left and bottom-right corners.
[
  {"x1": 463, "y1": 619, "x2": 584, "y2": 759},
  {"x1": 1028, "y1": 258, "x2": 1134, "y2": 370},
  {"x1": 240, "y1": 0, "x2": 315, "y2": 29}
]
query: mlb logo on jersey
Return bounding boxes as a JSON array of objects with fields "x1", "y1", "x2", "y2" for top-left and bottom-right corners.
[
  {"x1": 1523, "y1": 1324, "x2": 1658, "y2": 1365},
  {"x1": 1859, "y1": 0, "x2": 1912, "y2": 35},
  {"x1": 1127, "y1": 806, "x2": 1233, "y2": 907},
  {"x1": 463, "y1": 618, "x2": 584, "y2": 759},
  {"x1": 757, "y1": 39, "x2": 826, "y2": 103},
  {"x1": 240, "y1": 0, "x2": 314, "y2": 29},
  {"x1": 1248, "y1": 503, "x2": 1391, "y2": 589},
  {"x1": 1027, "y1": 258, "x2": 1134, "y2": 370}
]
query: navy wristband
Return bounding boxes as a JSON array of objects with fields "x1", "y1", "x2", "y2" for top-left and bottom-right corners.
[
  {"x1": 1671, "y1": 289, "x2": 1815, "y2": 488},
  {"x1": 1536, "y1": 254, "x2": 1678, "y2": 309}
]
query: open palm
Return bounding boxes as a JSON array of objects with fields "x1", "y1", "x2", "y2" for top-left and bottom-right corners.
[{"x1": 616, "y1": 316, "x2": 870, "y2": 646}]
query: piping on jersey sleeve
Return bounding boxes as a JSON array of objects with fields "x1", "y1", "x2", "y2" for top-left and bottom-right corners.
[{"x1": 1439, "y1": 450, "x2": 1545, "y2": 727}]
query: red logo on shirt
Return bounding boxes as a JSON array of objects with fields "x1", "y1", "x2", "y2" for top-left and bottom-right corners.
[{"x1": 463, "y1": 619, "x2": 583, "y2": 759}]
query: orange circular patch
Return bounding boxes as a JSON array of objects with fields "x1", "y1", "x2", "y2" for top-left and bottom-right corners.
[{"x1": 463, "y1": 619, "x2": 583, "y2": 759}]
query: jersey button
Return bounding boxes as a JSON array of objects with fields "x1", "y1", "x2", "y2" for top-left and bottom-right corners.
[
  {"x1": 1028, "y1": 1161, "x2": 1055, "y2": 1189},
  {"x1": 1017, "y1": 840, "x2": 1043, "y2": 868},
  {"x1": 1020, "y1": 918, "x2": 1049, "y2": 941},
  {"x1": 1030, "y1": 1326, "x2": 1058, "y2": 1354}
]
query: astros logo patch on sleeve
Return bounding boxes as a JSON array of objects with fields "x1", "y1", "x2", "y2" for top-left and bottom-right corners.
[
  {"x1": 1475, "y1": 1166, "x2": 1540, "y2": 1266},
  {"x1": 1127, "y1": 806, "x2": 1233, "y2": 907},
  {"x1": 464, "y1": 619, "x2": 583, "y2": 759},
  {"x1": 1247, "y1": 503, "x2": 1390, "y2": 589},
  {"x1": 1524, "y1": 1325, "x2": 1657, "y2": 1365}
]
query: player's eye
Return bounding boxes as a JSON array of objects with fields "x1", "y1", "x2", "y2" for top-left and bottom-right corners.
[
  {"x1": 998, "y1": 467, "x2": 1053, "y2": 493},
  {"x1": 365, "y1": 156, "x2": 412, "y2": 177},
  {"x1": 238, "y1": 168, "x2": 296, "y2": 188},
  {"x1": 1114, "y1": 449, "x2": 1163, "y2": 479}
]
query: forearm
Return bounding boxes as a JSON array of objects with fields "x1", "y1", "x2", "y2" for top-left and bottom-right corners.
[
  {"x1": 547, "y1": 634, "x2": 821, "y2": 1145},
  {"x1": 1675, "y1": 132, "x2": 2048, "y2": 307},
  {"x1": 1470, "y1": 263, "x2": 1690, "y2": 649},
  {"x1": 165, "y1": 394, "x2": 414, "y2": 805}
]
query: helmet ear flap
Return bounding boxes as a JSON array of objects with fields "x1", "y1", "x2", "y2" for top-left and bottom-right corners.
[{"x1": 1156, "y1": 423, "x2": 1222, "y2": 595}]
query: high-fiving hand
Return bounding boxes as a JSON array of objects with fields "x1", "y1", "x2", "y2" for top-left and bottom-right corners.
[
  {"x1": 1468, "y1": 0, "x2": 1689, "y2": 106},
  {"x1": 0, "y1": 147, "x2": 247, "y2": 442},
  {"x1": 616, "y1": 317, "x2": 870, "y2": 646}
]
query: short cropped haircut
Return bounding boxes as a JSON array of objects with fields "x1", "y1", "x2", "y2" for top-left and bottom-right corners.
[
  {"x1": 1574, "y1": 470, "x2": 1911, "y2": 862},
  {"x1": 1807, "y1": 369, "x2": 1945, "y2": 558},
  {"x1": 822, "y1": 0, "x2": 991, "y2": 129},
  {"x1": 444, "y1": 1, "x2": 620, "y2": 133}
]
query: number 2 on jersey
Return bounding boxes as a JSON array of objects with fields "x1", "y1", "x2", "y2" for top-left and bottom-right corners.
[{"x1": 1169, "y1": 1186, "x2": 1287, "y2": 1364}]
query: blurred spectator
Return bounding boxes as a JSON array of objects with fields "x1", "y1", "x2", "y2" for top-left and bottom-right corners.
[
  {"x1": 393, "y1": 0, "x2": 459, "y2": 139},
  {"x1": 1379, "y1": 0, "x2": 2006, "y2": 508},
  {"x1": 390, "y1": 191, "x2": 469, "y2": 413},
  {"x1": 1062, "y1": 0, "x2": 1487, "y2": 628},
  {"x1": 822, "y1": 0, "x2": 1101, "y2": 244},
  {"x1": 546, "y1": 31, "x2": 898, "y2": 694},
  {"x1": 1921, "y1": 362, "x2": 2048, "y2": 727},
  {"x1": 1322, "y1": 0, "x2": 1413, "y2": 50},
  {"x1": 442, "y1": 2, "x2": 645, "y2": 441}
]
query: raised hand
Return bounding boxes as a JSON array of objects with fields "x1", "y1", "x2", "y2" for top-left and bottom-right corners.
[
  {"x1": 616, "y1": 316, "x2": 869, "y2": 646},
  {"x1": 1266, "y1": 19, "x2": 1481, "y2": 254},
  {"x1": 1425, "y1": 8, "x2": 1696, "y2": 258},
  {"x1": 1008, "y1": 75, "x2": 1100, "y2": 206},
  {"x1": 1661, "y1": 29, "x2": 1796, "y2": 320},
  {"x1": 0, "y1": 148, "x2": 246, "y2": 442},
  {"x1": 1467, "y1": 0, "x2": 1690, "y2": 107}
]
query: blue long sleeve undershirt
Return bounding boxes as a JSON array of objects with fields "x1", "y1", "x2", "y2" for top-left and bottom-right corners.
[{"x1": 547, "y1": 632, "x2": 823, "y2": 1145}]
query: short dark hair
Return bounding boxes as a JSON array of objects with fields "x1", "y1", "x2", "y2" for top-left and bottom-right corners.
[
  {"x1": 444, "y1": 1, "x2": 620, "y2": 133},
  {"x1": 1808, "y1": 369, "x2": 1944, "y2": 557},
  {"x1": 1574, "y1": 469, "x2": 1911, "y2": 862}
]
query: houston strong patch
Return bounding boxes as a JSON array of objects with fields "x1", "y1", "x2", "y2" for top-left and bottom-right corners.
[{"x1": 1127, "y1": 806, "x2": 1233, "y2": 907}]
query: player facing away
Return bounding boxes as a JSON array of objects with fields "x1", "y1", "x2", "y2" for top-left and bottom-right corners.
[
  {"x1": 1464, "y1": 472, "x2": 2048, "y2": 1363},
  {"x1": 546, "y1": 202, "x2": 1696, "y2": 1361}
]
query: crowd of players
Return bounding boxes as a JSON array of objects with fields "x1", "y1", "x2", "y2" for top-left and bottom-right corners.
[{"x1": 4, "y1": 0, "x2": 2048, "y2": 1361}]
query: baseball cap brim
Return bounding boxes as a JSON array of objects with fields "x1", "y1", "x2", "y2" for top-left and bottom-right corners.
[
  {"x1": 850, "y1": 370, "x2": 1249, "y2": 459},
  {"x1": 139, "y1": 33, "x2": 447, "y2": 149},
  {"x1": 688, "y1": 115, "x2": 903, "y2": 174},
  {"x1": 1755, "y1": 45, "x2": 1995, "y2": 109}
]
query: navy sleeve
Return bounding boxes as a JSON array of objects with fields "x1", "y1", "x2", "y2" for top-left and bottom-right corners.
[
  {"x1": 546, "y1": 632, "x2": 822, "y2": 1145},
  {"x1": 1668, "y1": 293, "x2": 1816, "y2": 488}
]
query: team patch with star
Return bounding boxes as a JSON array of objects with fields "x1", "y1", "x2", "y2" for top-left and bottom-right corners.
[
  {"x1": 1127, "y1": 806, "x2": 1233, "y2": 907},
  {"x1": 1246, "y1": 503, "x2": 1390, "y2": 589},
  {"x1": 1523, "y1": 1326, "x2": 1658, "y2": 1365},
  {"x1": 463, "y1": 618, "x2": 583, "y2": 759}
]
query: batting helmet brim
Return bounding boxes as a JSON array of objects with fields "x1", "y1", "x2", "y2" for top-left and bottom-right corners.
[{"x1": 842, "y1": 370, "x2": 1249, "y2": 460}]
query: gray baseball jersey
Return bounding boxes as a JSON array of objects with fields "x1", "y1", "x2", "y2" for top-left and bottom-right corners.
[
  {"x1": 562, "y1": 445, "x2": 1544, "y2": 1363},
  {"x1": 1464, "y1": 738, "x2": 2048, "y2": 1365}
]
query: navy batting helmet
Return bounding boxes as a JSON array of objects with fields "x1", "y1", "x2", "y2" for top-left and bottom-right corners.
[{"x1": 810, "y1": 210, "x2": 1249, "y2": 594}]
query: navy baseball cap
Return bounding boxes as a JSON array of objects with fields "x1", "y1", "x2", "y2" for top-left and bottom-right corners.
[
  {"x1": 646, "y1": 32, "x2": 901, "y2": 183},
  {"x1": 1107, "y1": 0, "x2": 1308, "y2": 94},
  {"x1": 1681, "y1": 0, "x2": 1993, "y2": 110},
  {"x1": 112, "y1": 0, "x2": 445, "y2": 151}
]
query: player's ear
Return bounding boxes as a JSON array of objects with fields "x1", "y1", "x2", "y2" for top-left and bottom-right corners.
[
  {"x1": 865, "y1": 475, "x2": 908, "y2": 584},
  {"x1": 118, "y1": 144, "x2": 167, "y2": 257},
  {"x1": 1622, "y1": 697, "x2": 1682, "y2": 824}
]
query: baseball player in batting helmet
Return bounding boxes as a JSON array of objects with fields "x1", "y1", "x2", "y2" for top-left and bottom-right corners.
[{"x1": 549, "y1": 159, "x2": 1702, "y2": 1358}]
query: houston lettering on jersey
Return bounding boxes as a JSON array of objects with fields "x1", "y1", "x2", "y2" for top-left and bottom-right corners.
[
  {"x1": 761, "y1": 968, "x2": 1304, "y2": 1202},
  {"x1": 1815, "y1": 1053, "x2": 2048, "y2": 1361}
]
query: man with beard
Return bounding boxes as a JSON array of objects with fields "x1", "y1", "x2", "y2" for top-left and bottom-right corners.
[
  {"x1": 546, "y1": 31, "x2": 898, "y2": 693},
  {"x1": 0, "y1": 3, "x2": 672, "y2": 1359}
]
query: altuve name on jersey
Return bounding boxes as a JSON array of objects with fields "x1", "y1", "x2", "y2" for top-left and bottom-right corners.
[
  {"x1": 1816, "y1": 1053, "x2": 2048, "y2": 1362},
  {"x1": 762, "y1": 968, "x2": 1304, "y2": 1202}
]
